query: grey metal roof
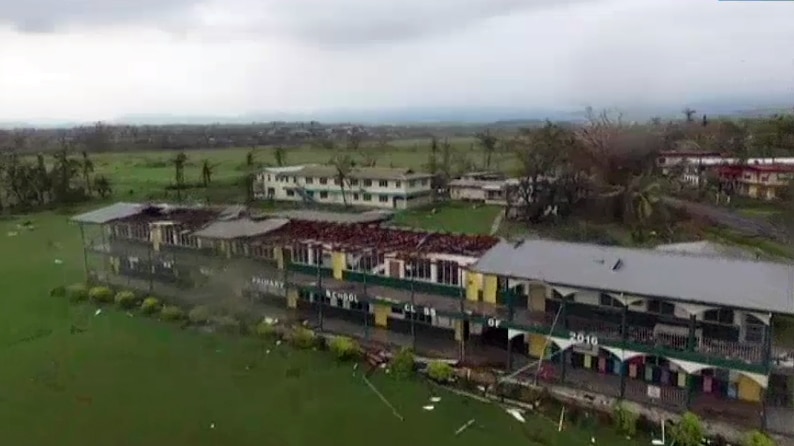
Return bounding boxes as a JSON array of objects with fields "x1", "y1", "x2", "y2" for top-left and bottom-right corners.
[
  {"x1": 655, "y1": 241, "x2": 762, "y2": 261},
  {"x1": 278, "y1": 165, "x2": 432, "y2": 181},
  {"x1": 470, "y1": 239, "x2": 794, "y2": 314},
  {"x1": 192, "y1": 218, "x2": 290, "y2": 240},
  {"x1": 71, "y1": 202, "x2": 144, "y2": 224},
  {"x1": 258, "y1": 209, "x2": 393, "y2": 224}
]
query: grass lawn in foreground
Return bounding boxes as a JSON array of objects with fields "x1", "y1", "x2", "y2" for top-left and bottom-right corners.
[
  {"x1": 0, "y1": 211, "x2": 641, "y2": 446},
  {"x1": 391, "y1": 202, "x2": 503, "y2": 235}
]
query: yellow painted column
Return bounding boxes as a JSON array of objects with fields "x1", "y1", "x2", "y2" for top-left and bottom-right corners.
[
  {"x1": 286, "y1": 289, "x2": 298, "y2": 308},
  {"x1": 110, "y1": 256, "x2": 120, "y2": 274},
  {"x1": 528, "y1": 334, "x2": 547, "y2": 358},
  {"x1": 374, "y1": 305, "x2": 389, "y2": 327},
  {"x1": 331, "y1": 251, "x2": 346, "y2": 280},
  {"x1": 529, "y1": 284, "x2": 547, "y2": 311},
  {"x1": 466, "y1": 272, "x2": 482, "y2": 301},
  {"x1": 275, "y1": 247, "x2": 284, "y2": 270},
  {"x1": 737, "y1": 375, "x2": 762, "y2": 402},
  {"x1": 483, "y1": 275, "x2": 497, "y2": 304},
  {"x1": 454, "y1": 320, "x2": 463, "y2": 341}
]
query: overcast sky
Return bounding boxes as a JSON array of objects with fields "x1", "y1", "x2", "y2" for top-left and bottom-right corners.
[{"x1": 0, "y1": 0, "x2": 793, "y2": 122}]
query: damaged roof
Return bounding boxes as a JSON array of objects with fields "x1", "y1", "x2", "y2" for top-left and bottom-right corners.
[
  {"x1": 471, "y1": 239, "x2": 794, "y2": 314},
  {"x1": 256, "y1": 209, "x2": 393, "y2": 224},
  {"x1": 71, "y1": 202, "x2": 144, "y2": 224},
  {"x1": 192, "y1": 218, "x2": 290, "y2": 240}
]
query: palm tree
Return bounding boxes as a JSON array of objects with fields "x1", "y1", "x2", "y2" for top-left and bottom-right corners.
[
  {"x1": 81, "y1": 151, "x2": 94, "y2": 195},
  {"x1": 200, "y1": 159, "x2": 217, "y2": 187},
  {"x1": 52, "y1": 138, "x2": 81, "y2": 203},
  {"x1": 476, "y1": 129, "x2": 498, "y2": 170},
  {"x1": 94, "y1": 175, "x2": 112, "y2": 198},
  {"x1": 274, "y1": 146, "x2": 286, "y2": 167},
  {"x1": 246, "y1": 149, "x2": 255, "y2": 167},
  {"x1": 624, "y1": 174, "x2": 662, "y2": 242},
  {"x1": 173, "y1": 152, "x2": 187, "y2": 202},
  {"x1": 331, "y1": 154, "x2": 354, "y2": 207}
]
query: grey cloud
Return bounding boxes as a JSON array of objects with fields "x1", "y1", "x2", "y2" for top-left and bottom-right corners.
[
  {"x1": 1, "y1": 0, "x2": 600, "y2": 46},
  {"x1": 223, "y1": 0, "x2": 604, "y2": 46},
  {"x1": 0, "y1": 0, "x2": 200, "y2": 33}
]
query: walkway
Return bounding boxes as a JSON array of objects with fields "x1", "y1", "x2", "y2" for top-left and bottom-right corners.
[{"x1": 489, "y1": 209, "x2": 505, "y2": 235}]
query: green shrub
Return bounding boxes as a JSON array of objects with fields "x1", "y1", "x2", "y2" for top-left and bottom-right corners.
[
  {"x1": 670, "y1": 412, "x2": 704, "y2": 446},
  {"x1": 50, "y1": 285, "x2": 66, "y2": 297},
  {"x1": 160, "y1": 305, "x2": 186, "y2": 321},
  {"x1": 212, "y1": 315, "x2": 241, "y2": 334},
  {"x1": 613, "y1": 403, "x2": 638, "y2": 437},
  {"x1": 114, "y1": 291, "x2": 137, "y2": 309},
  {"x1": 88, "y1": 286, "x2": 114, "y2": 304},
  {"x1": 255, "y1": 321, "x2": 277, "y2": 339},
  {"x1": 427, "y1": 361, "x2": 454, "y2": 383},
  {"x1": 66, "y1": 283, "x2": 89, "y2": 302},
  {"x1": 188, "y1": 305, "x2": 212, "y2": 325},
  {"x1": 744, "y1": 430, "x2": 775, "y2": 446},
  {"x1": 329, "y1": 336, "x2": 362, "y2": 361},
  {"x1": 290, "y1": 327, "x2": 316, "y2": 349},
  {"x1": 140, "y1": 296, "x2": 160, "y2": 315},
  {"x1": 390, "y1": 348, "x2": 415, "y2": 379}
]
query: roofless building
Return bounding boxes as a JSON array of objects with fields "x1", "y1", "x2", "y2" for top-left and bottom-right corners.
[{"x1": 72, "y1": 202, "x2": 794, "y2": 435}]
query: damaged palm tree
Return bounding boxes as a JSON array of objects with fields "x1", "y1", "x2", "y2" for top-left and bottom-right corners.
[{"x1": 330, "y1": 154, "x2": 355, "y2": 207}]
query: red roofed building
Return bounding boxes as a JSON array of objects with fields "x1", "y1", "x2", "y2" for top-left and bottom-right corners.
[{"x1": 717, "y1": 163, "x2": 794, "y2": 200}]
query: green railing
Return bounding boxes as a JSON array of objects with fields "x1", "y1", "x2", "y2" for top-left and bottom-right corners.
[
  {"x1": 343, "y1": 271, "x2": 462, "y2": 298},
  {"x1": 287, "y1": 263, "x2": 334, "y2": 278}
]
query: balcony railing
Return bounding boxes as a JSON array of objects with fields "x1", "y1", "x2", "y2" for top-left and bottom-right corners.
[{"x1": 696, "y1": 338, "x2": 764, "y2": 364}]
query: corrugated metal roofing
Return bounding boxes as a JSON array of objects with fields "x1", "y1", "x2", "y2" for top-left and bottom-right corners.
[
  {"x1": 192, "y1": 218, "x2": 290, "y2": 240},
  {"x1": 71, "y1": 202, "x2": 144, "y2": 224},
  {"x1": 470, "y1": 239, "x2": 794, "y2": 314},
  {"x1": 655, "y1": 241, "x2": 761, "y2": 261},
  {"x1": 258, "y1": 209, "x2": 393, "y2": 224}
]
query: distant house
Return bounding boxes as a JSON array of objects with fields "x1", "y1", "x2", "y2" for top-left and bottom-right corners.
[
  {"x1": 656, "y1": 150, "x2": 724, "y2": 187},
  {"x1": 448, "y1": 172, "x2": 505, "y2": 202},
  {"x1": 254, "y1": 164, "x2": 433, "y2": 210},
  {"x1": 717, "y1": 163, "x2": 794, "y2": 201}
]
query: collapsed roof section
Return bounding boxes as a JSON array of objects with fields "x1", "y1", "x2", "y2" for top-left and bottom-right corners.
[{"x1": 72, "y1": 202, "x2": 497, "y2": 257}]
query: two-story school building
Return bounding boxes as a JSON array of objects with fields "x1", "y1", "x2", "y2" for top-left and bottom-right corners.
[
  {"x1": 72, "y1": 202, "x2": 794, "y2": 434},
  {"x1": 72, "y1": 202, "x2": 508, "y2": 361},
  {"x1": 253, "y1": 164, "x2": 434, "y2": 210},
  {"x1": 468, "y1": 239, "x2": 794, "y2": 434}
]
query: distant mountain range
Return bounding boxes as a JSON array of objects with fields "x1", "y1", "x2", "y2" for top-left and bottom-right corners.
[{"x1": 2, "y1": 101, "x2": 792, "y2": 129}]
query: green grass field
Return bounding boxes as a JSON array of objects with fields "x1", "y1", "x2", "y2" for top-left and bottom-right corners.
[
  {"x1": 89, "y1": 138, "x2": 514, "y2": 200},
  {"x1": 390, "y1": 202, "x2": 502, "y2": 235},
  {"x1": 0, "y1": 211, "x2": 644, "y2": 446}
]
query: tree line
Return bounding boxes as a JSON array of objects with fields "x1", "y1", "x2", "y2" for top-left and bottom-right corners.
[
  {"x1": 0, "y1": 121, "x2": 495, "y2": 154},
  {"x1": 458, "y1": 108, "x2": 794, "y2": 243},
  {"x1": 0, "y1": 130, "x2": 112, "y2": 212}
]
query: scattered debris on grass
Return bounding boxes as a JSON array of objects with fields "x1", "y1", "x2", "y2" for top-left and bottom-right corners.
[
  {"x1": 6, "y1": 328, "x2": 53, "y2": 347},
  {"x1": 362, "y1": 375, "x2": 404, "y2": 421},
  {"x1": 430, "y1": 396, "x2": 441, "y2": 403},
  {"x1": 94, "y1": 309, "x2": 102, "y2": 316},
  {"x1": 422, "y1": 405, "x2": 434, "y2": 411},
  {"x1": 454, "y1": 419, "x2": 476, "y2": 436},
  {"x1": 7, "y1": 231, "x2": 17, "y2": 237},
  {"x1": 558, "y1": 407, "x2": 565, "y2": 432},
  {"x1": 210, "y1": 423, "x2": 215, "y2": 429},
  {"x1": 506, "y1": 408, "x2": 526, "y2": 423}
]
